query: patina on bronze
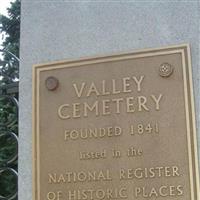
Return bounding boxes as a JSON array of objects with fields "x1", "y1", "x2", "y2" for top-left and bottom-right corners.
[{"x1": 33, "y1": 45, "x2": 199, "y2": 200}]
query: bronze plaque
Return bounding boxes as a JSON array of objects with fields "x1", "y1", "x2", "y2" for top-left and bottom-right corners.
[{"x1": 33, "y1": 45, "x2": 199, "y2": 200}]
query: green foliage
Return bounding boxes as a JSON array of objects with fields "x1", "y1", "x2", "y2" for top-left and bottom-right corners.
[
  {"x1": 0, "y1": 0, "x2": 20, "y2": 199},
  {"x1": 0, "y1": 169, "x2": 17, "y2": 198},
  {"x1": 0, "y1": 0, "x2": 20, "y2": 85}
]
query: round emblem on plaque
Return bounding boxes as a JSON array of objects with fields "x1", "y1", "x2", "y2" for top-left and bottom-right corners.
[
  {"x1": 45, "y1": 76, "x2": 59, "y2": 91},
  {"x1": 159, "y1": 63, "x2": 174, "y2": 77}
]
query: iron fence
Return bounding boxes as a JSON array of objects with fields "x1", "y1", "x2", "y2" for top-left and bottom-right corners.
[{"x1": 0, "y1": 49, "x2": 19, "y2": 200}]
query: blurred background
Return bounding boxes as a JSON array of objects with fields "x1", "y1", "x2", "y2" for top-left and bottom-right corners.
[{"x1": 0, "y1": 0, "x2": 20, "y2": 199}]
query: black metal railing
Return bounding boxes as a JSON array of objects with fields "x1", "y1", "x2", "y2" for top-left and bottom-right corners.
[{"x1": 0, "y1": 49, "x2": 19, "y2": 200}]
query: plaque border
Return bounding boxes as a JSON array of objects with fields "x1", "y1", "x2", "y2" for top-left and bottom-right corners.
[{"x1": 32, "y1": 44, "x2": 200, "y2": 200}]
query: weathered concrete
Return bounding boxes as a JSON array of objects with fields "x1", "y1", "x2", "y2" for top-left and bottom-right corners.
[{"x1": 19, "y1": 1, "x2": 199, "y2": 199}]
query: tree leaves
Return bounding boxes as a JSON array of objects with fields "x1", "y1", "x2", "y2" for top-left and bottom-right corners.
[
  {"x1": 0, "y1": 0, "x2": 20, "y2": 199},
  {"x1": 0, "y1": 0, "x2": 20, "y2": 85}
]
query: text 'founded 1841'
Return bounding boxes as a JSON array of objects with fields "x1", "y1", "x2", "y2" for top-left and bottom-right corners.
[{"x1": 33, "y1": 45, "x2": 199, "y2": 200}]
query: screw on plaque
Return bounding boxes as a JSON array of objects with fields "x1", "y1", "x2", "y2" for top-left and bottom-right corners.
[
  {"x1": 159, "y1": 63, "x2": 174, "y2": 77},
  {"x1": 45, "y1": 76, "x2": 59, "y2": 91}
]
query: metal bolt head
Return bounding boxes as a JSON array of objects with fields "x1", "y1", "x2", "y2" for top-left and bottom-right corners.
[
  {"x1": 45, "y1": 76, "x2": 59, "y2": 91},
  {"x1": 159, "y1": 63, "x2": 174, "y2": 77}
]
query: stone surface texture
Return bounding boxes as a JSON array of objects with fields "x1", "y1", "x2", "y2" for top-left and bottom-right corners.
[{"x1": 19, "y1": 1, "x2": 200, "y2": 199}]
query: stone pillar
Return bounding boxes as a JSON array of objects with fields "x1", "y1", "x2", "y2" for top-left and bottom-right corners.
[{"x1": 19, "y1": 1, "x2": 199, "y2": 199}]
